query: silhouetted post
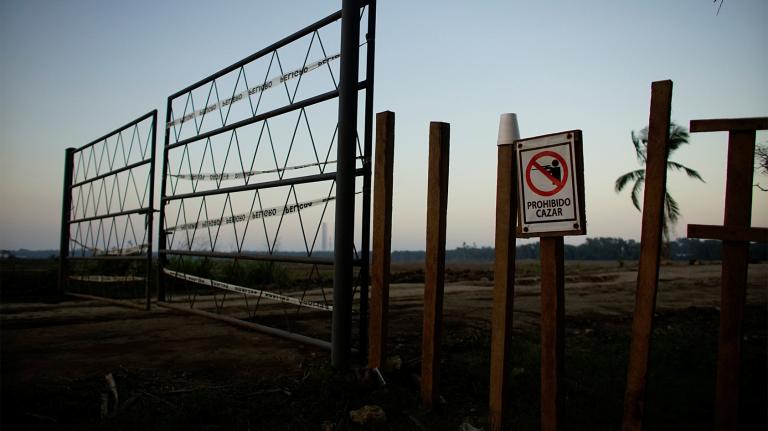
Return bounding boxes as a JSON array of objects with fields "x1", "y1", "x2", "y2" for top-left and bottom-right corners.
[
  {"x1": 332, "y1": 0, "x2": 360, "y2": 368},
  {"x1": 144, "y1": 110, "x2": 158, "y2": 311},
  {"x1": 623, "y1": 80, "x2": 673, "y2": 431},
  {"x1": 158, "y1": 97, "x2": 172, "y2": 302},
  {"x1": 687, "y1": 117, "x2": 768, "y2": 431},
  {"x1": 421, "y1": 121, "x2": 450, "y2": 409},
  {"x1": 369, "y1": 111, "x2": 395, "y2": 369},
  {"x1": 489, "y1": 113, "x2": 520, "y2": 431},
  {"x1": 540, "y1": 236, "x2": 565, "y2": 431},
  {"x1": 358, "y1": 0, "x2": 378, "y2": 362},
  {"x1": 59, "y1": 147, "x2": 76, "y2": 293}
]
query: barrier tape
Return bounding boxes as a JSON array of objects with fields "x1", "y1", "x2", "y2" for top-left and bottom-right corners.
[
  {"x1": 71, "y1": 239, "x2": 149, "y2": 256},
  {"x1": 163, "y1": 268, "x2": 332, "y2": 312},
  {"x1": 69, "y1": 275, "x2": 145, "y2": 283},
  {"x1": 172, "y1": 160, "x2": 339, "y2": 181},
  {"x1": 166, "y1": 192, "x2": 361, "y2": 232},
  {"x1": 167, "y1": 52, "x2": 341, "y2": 129}
]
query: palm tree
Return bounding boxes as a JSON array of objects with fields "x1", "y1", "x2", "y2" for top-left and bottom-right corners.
[
  {"x1": 755, "y1": 144, "x2": 768, "y2": 191},
  {"x1": 615, "y1": 122, "x2": 704, "y2": 252}
]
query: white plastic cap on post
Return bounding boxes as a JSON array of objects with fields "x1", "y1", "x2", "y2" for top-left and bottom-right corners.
[{"x1": 497, "y1": 113, "x2": 520, "y2": 146}]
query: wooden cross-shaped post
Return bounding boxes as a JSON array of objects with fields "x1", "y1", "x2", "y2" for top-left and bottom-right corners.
[{"x1": 687, "y1": 117, "x2": 768, "y2": 431}]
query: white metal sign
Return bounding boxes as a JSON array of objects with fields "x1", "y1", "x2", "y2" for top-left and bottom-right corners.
[{"x1": 515, "y1": 130, "x2": 585, "y2": 237}]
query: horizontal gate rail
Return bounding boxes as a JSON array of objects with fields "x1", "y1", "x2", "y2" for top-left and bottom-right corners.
[
  {"x1": 67, "y1": 255, "x2": 148, "y2": 261},
  {"x1": 166, "y1": 82, "x2": 367, "y2": 151},
  {"x1": 162, "y1": 169, "x2": 363, "y2": 202},
  {"x1": 68, "y1": 207, "x2": 154, "y2": 224},
  {"x1": 159, "y1": 249, "x2": 363, "y2": 266},
  {"x1": 71, "y1": 159, "x2": 152, "y2": 189},
  {"x1": 77, "y1": 111, "x2": 156, "y2": 152},
  {"x1": 167, "y1": 7, "x2": 353, "y2": 100}
]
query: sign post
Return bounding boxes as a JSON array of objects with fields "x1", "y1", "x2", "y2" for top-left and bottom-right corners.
[
  {"x1": 490, "y1": 124, "x2": 585, "y2": 431},
  {"x1": 516, "y1": 130, "x2": 584, "y2": 431}
]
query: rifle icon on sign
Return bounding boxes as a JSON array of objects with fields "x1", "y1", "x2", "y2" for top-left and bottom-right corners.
[{"x1": 533, "y1": 159, "x2": 562, "y2": 183}]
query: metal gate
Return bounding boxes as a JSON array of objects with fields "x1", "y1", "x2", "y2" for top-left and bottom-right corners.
[
  {"x1": 157, "y1": 0, "x2": 376, "y2": 356},
  {"x1": 59, "y1": 111, "x2": 158, "y2": 310}
]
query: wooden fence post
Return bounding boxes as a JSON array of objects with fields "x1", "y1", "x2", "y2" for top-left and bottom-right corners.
[
  {"x1": 540, "y1": 236, "x2": 565, "y2": 431},
  {"x1": 369, "y1": 111, "x2": 395, "y2": 369},
  {"x1": 421, "y1": 121, "x2": 450, "y2": 409},
  {"x1": 489, "y1": 114, "x2": 520, "y2": 430},
  {"x1": 622, "y1": 80, "x2": 673, "y2": 431}
]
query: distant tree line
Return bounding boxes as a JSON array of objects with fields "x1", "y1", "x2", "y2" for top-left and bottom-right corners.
[
  {"x1": 391, "y1": 237, "x2": 767, "y2": 263},
  {"x1": 4, "y1": 238, "x2": 767, "y2": 263}
]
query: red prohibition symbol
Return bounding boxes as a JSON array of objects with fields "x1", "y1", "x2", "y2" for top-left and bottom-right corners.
[{"x1": 525, "y1": 150, "x2": 568, "y2": 197}]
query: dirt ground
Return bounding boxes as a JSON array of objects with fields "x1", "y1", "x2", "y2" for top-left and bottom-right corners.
[{"x1": 1, "y1": 261, "x2": 766, "y2": 430}]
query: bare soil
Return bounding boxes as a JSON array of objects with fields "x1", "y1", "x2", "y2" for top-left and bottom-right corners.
[{"x1": 1, "y1": 261, "x2": 766, "y2": 430}]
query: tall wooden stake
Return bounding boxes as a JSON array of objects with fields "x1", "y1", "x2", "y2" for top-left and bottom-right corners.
[
  {"x1": 715, "y1": 129, "x2": 753, "y2": 431},
  {"x1": 421, "y1": 121, "x2": 450, "y2": 409},
  {"x1": 489, "y1": 114, "x2": 520, "y2": 431},
  {"x1": 540, "y1": 236, "x2": 565, "y2": 431},
  {"x1": 369, "y1": 111, "x2": 395, "y2": 369},
  {"x1": 622, "y1": 80, "x2": 673, "y2": 431},
  {"x1": 687, "y1": 117, "x2": 768, "y2": 431}
]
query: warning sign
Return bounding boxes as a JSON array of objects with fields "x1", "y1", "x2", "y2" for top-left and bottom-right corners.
[
  {"x1": 526, "y1": 151, "x2": 569, "y2": 197},
  {"x1": 515, "y1": 130, "x2": 585, "y2": 237}
]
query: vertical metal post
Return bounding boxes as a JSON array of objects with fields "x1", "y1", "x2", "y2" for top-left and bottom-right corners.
[
  {"x1": 713, "y1": 129, "x2": 755, "y2": 431},
  {"x1": 59, "y1": 147, "x2": 76, "y2": 293},
  {"x1": 144, "y1": 110, "x2": 158, "y2": 310},
  {"x1": 489, "y1": 113, "x2": 520, "y2": 431},
  {"x1": 421, "y1": 121, "x2": 450, "y2": 409},
  {"x1": 622, "y1": 80, "x2": 673, "y2": 431},
  {"x1": 158, "y1": 98, "x2": 172, "y2": 302},
  {"x1": 368, "y1": 111, "x2": 394, "y2": 369},
  {"x1": 358, "y1": 0, "x2": 377, "y2": 360},
  {"x1": 540, "y1": 236, "x2": 565, "y2": 431},
  {"x1": 332, "y1": 0, "x2": 360, "y2": 368}
]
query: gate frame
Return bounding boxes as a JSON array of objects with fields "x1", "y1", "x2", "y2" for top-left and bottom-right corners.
[
  {"x1": 59, "y1": 110, "x2": 158, "y2": 311},
  {"x1": 157, "y1": 0, "x2": 376, "y2": 364}
]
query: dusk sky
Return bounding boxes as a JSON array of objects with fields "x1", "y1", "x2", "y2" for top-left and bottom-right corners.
[{"x1": 1, "y1": 0, "x2": 766, "y2": 251}]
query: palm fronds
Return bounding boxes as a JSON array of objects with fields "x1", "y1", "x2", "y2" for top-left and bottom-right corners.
[{"x1": 615, "y1": 121, "x2": 704, "y2": 247}]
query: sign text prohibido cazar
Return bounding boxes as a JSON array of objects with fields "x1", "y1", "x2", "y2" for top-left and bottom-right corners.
[{"x1": 515, "y1": 130, "x2": 586, "y2": 237}]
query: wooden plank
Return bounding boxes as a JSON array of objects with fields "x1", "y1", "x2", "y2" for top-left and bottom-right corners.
[
  {"x1": 622, "y1": 80, "x2": 673, "y2": 431},
  {"x1": 687, "y1": 224, "x2": 768, "y2": 243},
  {"x1": 714, "y1": 129, "x2": 756, "y2": 431},
  {"x1": 421, "y1": 121, "x2": 450, "y2": 409},
  {"x1": 368, "y1": 111, "x2": 395, "y2": 369},
  {"x1": 689, "y1": 117, "x2": 768, "y2": 133},
  {"x1": 489, "y1": 144, "x2": 518, "y2": 431},
  {"x1": 540, "y1": 236, "x2": 565, "y2": 431}
]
